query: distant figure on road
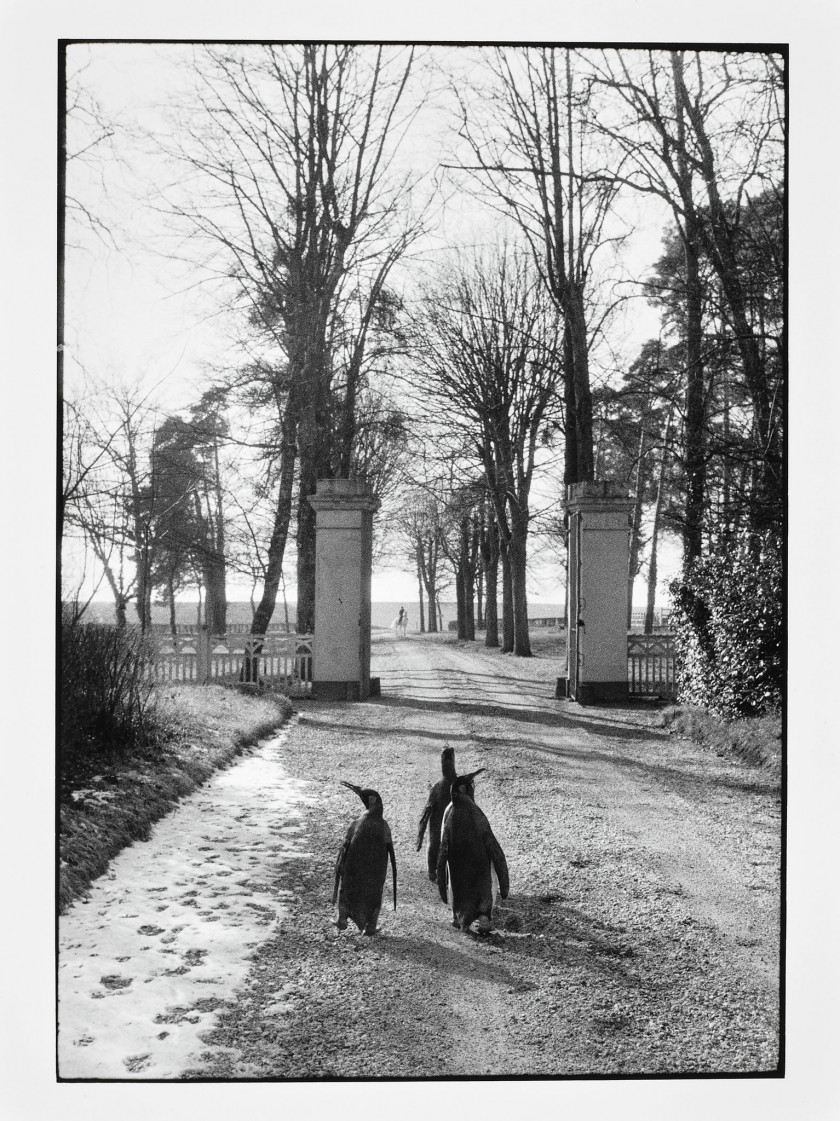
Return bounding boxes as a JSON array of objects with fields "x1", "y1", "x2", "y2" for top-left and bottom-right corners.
[{"x1": 393, "y1": 606, "x2": 408, "y2": 638}]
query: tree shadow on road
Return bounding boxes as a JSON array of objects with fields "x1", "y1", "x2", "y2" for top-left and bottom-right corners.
[
  {"x1": 369, "y1": 695, "x2": 778, "y2": 798},
  {"x1": 374, "y1": 690, "x2": 665, "y2": 742},
  {"x1": 504, "y1": 736, "x2": 781, "y2": 798},
  {"x1": 298, "y1": 715, "x2": 477, "y2": 745},
  {"x1": 299, "y1": 695, "x2": 778, "y2": 798}
]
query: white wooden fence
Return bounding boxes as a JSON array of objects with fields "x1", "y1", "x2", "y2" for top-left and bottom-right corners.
[
  {"x1": 148, "y1": 631, "x2": 313, "y2": 696},
  {"x1": 627, "y1": 634, "x2": 677, "y2": 698},
  {"x1": 148, "y1": 622, "x2": 292, "y2": 636}
]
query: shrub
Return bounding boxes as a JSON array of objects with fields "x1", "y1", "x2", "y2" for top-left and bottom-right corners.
[
  {"x1": 61, "y1": 615, "x2": 164, "y2": 764},
  {"x1": 668, "y1": 535, "x2": 783, "y2": 719}
]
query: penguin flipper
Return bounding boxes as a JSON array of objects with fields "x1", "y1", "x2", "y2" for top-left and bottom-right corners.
[
  {"x1": 436, "y1": 828, "x2": 450, "y2": 904},
  {"x1": 387, "y1": 841, "x2": 398, "y2": 910},
  {"x1": 416, "y1": 797, "x2": 433, "y2": 851},
  {"x1": 332, "y1": 824, "x2": 354, "y2": 905},
  {"x1": 332, "y1": 843, "x2": 346, "y2": 905},
  {"x1": 485, "y1": 831, "x2": 510, "y2": 899}
]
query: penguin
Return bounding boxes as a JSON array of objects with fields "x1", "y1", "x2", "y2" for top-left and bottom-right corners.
[
  {"x1": 333, "y1": 781, "x2": 397, "y2": 935},
  {"x1": 437, "y1": 769, "x2": 509, "y2": 933},
  {"x1": 416, "y1": 748, "x2": 482, "y2": 882}
]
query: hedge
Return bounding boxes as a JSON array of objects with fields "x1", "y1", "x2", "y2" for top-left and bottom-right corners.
[{"x1": 668, "y1": 537, "x2": 783, "y2": 719}]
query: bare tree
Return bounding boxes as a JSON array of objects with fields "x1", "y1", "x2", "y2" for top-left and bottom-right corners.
[
  {"x1": 448, "y1": 47, "x2": 625, "y2": 485},
  {"x1": 437, "y1": 482, "x2": 484, "y2": 642},
  {"x1": 414, "y1": 247, "x2": 564, "y2": 656},
  {"x1": 398, "y1": 471, "x2": 451, "y2": 636},
  {"x1": 161, "y1": 44, "x2": 424, "y2": 633},
  {"x1": 63, "y1": 382, "x2": 162, "y2": 628},
  {"x1": 64, "y1": 48, "x2": 124, "y2": 251}
]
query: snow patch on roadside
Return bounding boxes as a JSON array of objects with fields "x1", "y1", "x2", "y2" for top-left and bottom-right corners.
[{"x1": 58, "y1": 721, "x2": 313, "y2": 1080}]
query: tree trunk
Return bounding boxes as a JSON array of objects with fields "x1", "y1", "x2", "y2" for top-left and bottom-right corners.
[
  {"x1": 645, "y1": 408, "x2": 673, "y2": 634},
  {"x1": 721, "y1": 363, "x2": 732, "y2": 548},
  {"x1": 281, "y1": 573, "x2": 291, "y2": 634},
  {"x1": 419, "y1": 538, "x2": 439, "y2": 633},
  {"x1": 645, "y1": 537, "x2": 660, "y2": 636},
  {"x1": 500, "y1": 537, "x2": 514, "y2": 654},
  {"x1": 464, "y1": 566, "x2": 476, "y2": 641},
  {"x1": 427, "y1": 588, "x2": 438, "y2": 633},
  {"x1": 462, "y1": 515, "x2": 477, "y2": 641},
  {"x1": 416, "y1": 554, "x2": 426, "y2": 634},
  {"x1": 203, "y1": 553, "x2": 227, "y2": 634},
  {"x1": 251, "y1": 405, "x2": 297, "y2": 638},
  {"x1": 455, "y1": 559, "x2": 466, "y2": 640},
  {"x1": 293, "y1": 315, "x2": 332, "y2": 636},
  {"x1": 562, "y1": 320, "x2": 579, "y2": 486},
  {"x1": 483, "y1": 559, "x2": 499, "y2": 648},
  {"x1": 567, "y1": 285, "x2": 595, "y2": 483},
  {"x1": 244, "y1": 403, "x2": 298, "y2": 680},
  {"x1": 682, "y1": 220, "x2": 705, "y2": 568},
  {"x1": 671, "y1": 51, "x2": 706, "y2": 570},
  {"x1": 167, "y1": 574, "x2": 177, "y2": 635},
  {"x1": 508, "y1": 506, "x2": 532, "y2": 657},
  {"x1": 481, "y1": 515, "x2": 500, "y2": 649},
  {"x1": 628, "y1": 426, "x2": 648, "y2": 630},
  {"x1": 295, "y1": 460, "x2": 319, "y2": 637},
  {"x1": 134, "y1": 531, "x2": 153, "y2": 633}
]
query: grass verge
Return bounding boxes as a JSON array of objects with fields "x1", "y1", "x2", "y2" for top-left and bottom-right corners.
[
  {"x1": 59, "y1": 684, "x2": 293, "y2": 913},
  {"x1": 660, "y1": 704, "x2": 782, "y2": 775}
]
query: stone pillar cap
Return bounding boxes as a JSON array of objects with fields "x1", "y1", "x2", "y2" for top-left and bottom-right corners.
[
  {"x1": 308, "y1": 476, "x2": 381, "y2": 512},
  {"x1": 565, "y1": 480, "x2": 633, "y2": 512}
]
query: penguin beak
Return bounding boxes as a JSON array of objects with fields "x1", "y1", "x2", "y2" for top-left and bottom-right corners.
[{"x1": 340, "y1": 780, "x2": 366, "y2": 804}]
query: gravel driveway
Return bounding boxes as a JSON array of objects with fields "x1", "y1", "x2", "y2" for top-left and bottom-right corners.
[{"x1": 59, "y1": 632, "x2": 780, "y2": 1079}]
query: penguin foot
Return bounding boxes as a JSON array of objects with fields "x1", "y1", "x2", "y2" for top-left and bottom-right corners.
[
  {"x1": 477, "y1": 915, "x2": 492, "y2": 934},
  {"x1": 335, "y1": 918, "x2": 348, "y2": 930}
]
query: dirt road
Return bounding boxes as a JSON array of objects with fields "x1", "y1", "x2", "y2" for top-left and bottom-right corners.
[{"x1": 59, "y1": 633, "x2": 780, "y2": 1079}]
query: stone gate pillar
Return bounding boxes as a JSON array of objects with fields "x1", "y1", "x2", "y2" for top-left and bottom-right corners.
[
  {"x1": 308, "y1": 477, "x2": 380, "y2": 701},
  {"x1": 557, "y1": 481, "x2": 633, "y2": 705}
]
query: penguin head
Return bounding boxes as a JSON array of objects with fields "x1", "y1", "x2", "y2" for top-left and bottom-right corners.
[
  {"x1": 440, "y1": 746, "x2": 456, "y2": 780},
  {"x1": 340, "y1": 780, "x2": 383, "y2": 810},
  {"x1": 450, "y1": 768, "x2": 485, "y2": 801}
]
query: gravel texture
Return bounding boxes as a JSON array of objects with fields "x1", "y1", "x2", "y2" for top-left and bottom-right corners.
[{"x1": 183, "y1": 632, "x2": 781, "y2": 1079}]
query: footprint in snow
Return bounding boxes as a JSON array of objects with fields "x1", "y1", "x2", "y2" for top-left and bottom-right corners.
[
  {"x1": 124, "y1": 1054, "x2": 151, "y2": 1073},
  {"x1": 100, "y1": 975, "x2": 132, "y2": 990}
]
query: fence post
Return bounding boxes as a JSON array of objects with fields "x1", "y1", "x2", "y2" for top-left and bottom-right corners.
[{"x1": 197, "y1": 625, "x2": 210, "y2": 684}]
